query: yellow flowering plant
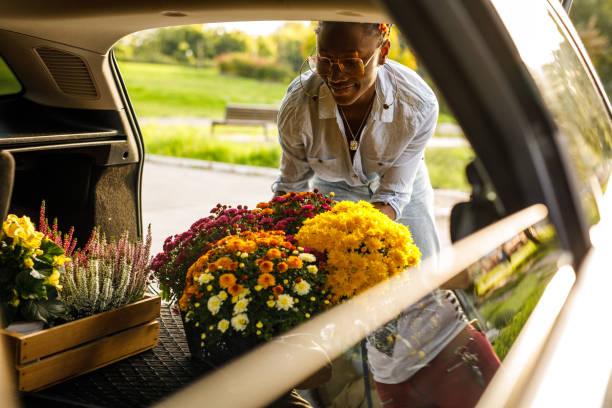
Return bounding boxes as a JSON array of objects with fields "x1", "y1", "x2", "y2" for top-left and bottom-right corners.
[
  {"x1": 0, "y1": 214, "x2": 69, "y2": 325},
  {"x1": 179, "y1": 230, "x2": 330, "y2": 365},
  {"x1": 295, "y1": 201, "x2": 421, "y2": 302}
]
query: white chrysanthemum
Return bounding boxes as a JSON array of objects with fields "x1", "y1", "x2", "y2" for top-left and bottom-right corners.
[
  {"x1": 298, "y1": 253, "x2": 316, "y2": 263},
  {"x1": 231, "y1": 313, "x2": 249, "y2": 331},
  {"x1": 275, "y1": 294, "x2": 295, "y2": 311},
  {"x1": 293, "y1": 280, "x2": 311, "y2": 296},
  {"x1": 197, "y1": 273, "x2": 214, "y2": 285},
  {"x1": 207, "y1": 296, "x2": 222, "y2": 315},
  {"x1": 307, "y1": 265, "x2": 318, "y2": 274},
  {"x1": 233, "y1": 298, "x2": 250, "y2": 315},
  {"x1": 217, "y1": 319, "x2": 230, "y2": 333}
]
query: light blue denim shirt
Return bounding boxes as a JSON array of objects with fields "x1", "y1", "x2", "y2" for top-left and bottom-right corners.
[{"x1": 273, "y1": 60, "x2": 439, "y2": 220}]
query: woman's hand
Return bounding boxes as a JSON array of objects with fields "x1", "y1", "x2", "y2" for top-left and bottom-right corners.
[{"x1": 372, "y1": 202, "x2": 396, "y2": 220}]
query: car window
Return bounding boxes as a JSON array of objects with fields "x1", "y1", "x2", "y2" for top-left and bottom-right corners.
[
  {"x1": 0, "y1": 56, "x2": 21, "y2": 96},
  {"x1": 492, "y1": 0, "x2": 612, "y2": 226},
  {"x1": 111, "y1": 21, "x2": 573, "y2": 407}
]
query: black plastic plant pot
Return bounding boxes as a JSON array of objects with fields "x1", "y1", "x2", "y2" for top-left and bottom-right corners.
[{"x1": 180, "y1": 311, "x2": 257, "y2": 371}]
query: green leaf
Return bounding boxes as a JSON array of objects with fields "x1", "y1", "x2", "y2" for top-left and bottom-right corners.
[
  {"x1": 40, "y1": 239, "x2": 64, "y2": 257},
  {"x1": 21, "y1": 300, "x2": 49, "y2": 324},
  {"x1": 15, "y1": 270, "x2": 47, "y2": 299}
]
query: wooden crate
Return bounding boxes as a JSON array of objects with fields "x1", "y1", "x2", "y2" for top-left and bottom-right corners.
[{"x1": 0, "y1": 295, "x2": 161, "y2": 391}]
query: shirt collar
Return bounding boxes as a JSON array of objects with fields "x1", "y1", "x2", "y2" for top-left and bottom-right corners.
[{"x1": 317, "y1": 66, "x2": 395, "y2": 123}]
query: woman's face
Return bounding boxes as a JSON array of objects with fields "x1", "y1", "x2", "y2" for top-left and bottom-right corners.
[{"x1": 316, "y1": 23, "x2": 389, "y2": 107}]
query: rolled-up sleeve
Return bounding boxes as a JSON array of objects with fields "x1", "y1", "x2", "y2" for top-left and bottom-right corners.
[
  {"x1": 272, "y1": 90, "x2": 313, "y2": 193},
  {"x1": 371, "y1": 100, "x2": 439, "y2": 220}
]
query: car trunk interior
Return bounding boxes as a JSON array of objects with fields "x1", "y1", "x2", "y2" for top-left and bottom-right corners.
[{"x1": 0, "y1": 96, "x2": 141, "y2": 243}]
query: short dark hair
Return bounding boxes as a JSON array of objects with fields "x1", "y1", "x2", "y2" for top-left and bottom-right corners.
[{"x1": 315, "y1": 21, "x2": 388, "y2": 44}]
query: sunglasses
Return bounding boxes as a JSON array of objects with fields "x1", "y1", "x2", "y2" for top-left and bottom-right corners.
[{"x1": 308, "y1": 48, "x2": 379, "y2": 77}]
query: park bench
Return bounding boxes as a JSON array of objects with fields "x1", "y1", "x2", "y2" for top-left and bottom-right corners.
[{"x1": 211, "y1": 104, "x2": 279, "y2": 140}]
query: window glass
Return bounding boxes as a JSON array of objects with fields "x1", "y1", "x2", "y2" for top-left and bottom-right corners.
[
  {"x1": 109, "y1": 20, "x2": 568, "y2": 408},
  {"x1": 0, "y1": 56, "x2": 21, "y2": 95},
  {"x1": 492, "y1": 0, "x2": 612, "y2": 225}
]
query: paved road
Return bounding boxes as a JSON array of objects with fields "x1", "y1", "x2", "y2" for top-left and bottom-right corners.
[{"x1": 142, "y1": 160, "x2": 468, "y2": 256}]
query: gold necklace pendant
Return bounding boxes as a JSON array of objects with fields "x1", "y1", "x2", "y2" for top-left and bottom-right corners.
[{"x1": 350, "y1": 140, "x2": 359, "y2": 151}]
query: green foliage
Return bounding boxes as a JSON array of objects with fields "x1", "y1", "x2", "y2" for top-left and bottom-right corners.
[
  {"x1": 425, "y1": 147, "x2": 474, "y2": 191},
  {"x1": 115, "y1": 25, "x2": 251, "y2": 68},
  {"x1": 142, "y1": 124, "x2": 281, "y2": 168},
  {"x1": 117, "y1": 62, "x2": 288, "y2": 118},
  {"x1": 571, "y1": 0, "x2": 612, "y2": 98},
  {"x1": 217, "y1": 53, "x2": 294, "y2": 82},
  {"x1": 270, "y1": 22, "x2": 315, "y2": 72},
  {"x1": 492, "y1": 282, "x2": 548, "y2": 360},
  {"x1": 388, "y1": 29, "x2": 417, "y2": 70}
]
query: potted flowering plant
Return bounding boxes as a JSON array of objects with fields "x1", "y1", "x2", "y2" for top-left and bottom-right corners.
[
  {"x1": 179, "y1": 230, "x2": 330, "y2": 367},
  {"x1": 0, "y1": 214, "x2": 69, "y2": 326},
  {"x1": 0, "y1": 206, "x2": 159, "y2": 392}
]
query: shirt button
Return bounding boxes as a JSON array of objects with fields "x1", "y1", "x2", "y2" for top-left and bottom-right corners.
[
  {"x1": 318, "y1": 159, "x2": 323, "y2": 163},
  {"x1": 378, "y1": 162, "x2": 383, "y2": 166}
]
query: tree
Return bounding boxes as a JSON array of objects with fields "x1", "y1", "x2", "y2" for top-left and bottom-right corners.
[
  {"x1": 571, "y1": 0, "x2": 612, "y2": 97},
  {"x1": 271, "y1": 22, "x2": 315, "y2": 73}
]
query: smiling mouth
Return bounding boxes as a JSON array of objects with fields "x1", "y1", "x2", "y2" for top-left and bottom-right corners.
[{"x1": 329, "y1": 83, "x2": 355, "y2": 94}]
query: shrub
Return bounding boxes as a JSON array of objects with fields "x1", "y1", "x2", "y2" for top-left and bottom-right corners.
[{"x1": 216, "y1": 53, "x2": 293, "y2": 82}]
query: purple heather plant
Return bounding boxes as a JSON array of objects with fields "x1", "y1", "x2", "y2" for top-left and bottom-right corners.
[
  {"x1": 39, "y1": 201, "x2": 78, "y2": 257},
  {"x1": 61, "y1": 225, "x2": 153, "y2": 318}
]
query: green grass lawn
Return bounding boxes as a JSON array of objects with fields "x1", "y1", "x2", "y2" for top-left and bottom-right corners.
[
  {"x1": 117, "y1": 61, "x2": 289, "y2": 119},
  {"x1": 118, "y1": 61, "x2": 463, "y2": 133},
  {"x1": 142, "y1": 124, "x2": 473, "y2": 190}
]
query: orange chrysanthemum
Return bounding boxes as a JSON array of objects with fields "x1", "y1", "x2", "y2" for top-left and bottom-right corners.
[
  {"x1": 259, "y1": 260, "x2": 274, "y2": 274},
  {"x1": 286, "y1": 256, "x2": 303, "y2": 269},
  {"x1": 219, "y1": 273, "x2": 237, "y2": 289},
  {"x1": 272, "y1": 285, "x2": 284, "y2": 296},
  {"x1": 277, "y1": 262, "x2": 289, "y2": 273},
  {"x1": 228, "y1": 283, "x2": 245, "y2": 297},
  {"x1": 266, "y1": 248, "x2": 282, "y2": 259},
  {"x1": 239, "y1": 240, "x2": 258, "y2": 253},
  {"x1": 217, "y1": 256, "x2": 238, "y2": 271},
  {"x1": 257, "y1": 273, "x2": 276, "y2": 288}
]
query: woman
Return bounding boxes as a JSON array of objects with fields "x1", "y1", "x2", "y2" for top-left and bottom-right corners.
[{"x1": 274, "y1": 22, "x2": 500, "y2": 407}]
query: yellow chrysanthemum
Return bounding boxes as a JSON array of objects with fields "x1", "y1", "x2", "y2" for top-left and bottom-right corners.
[
  {"x1": 295, "y1": 200, "x2": 421, "y2": 301},
  {"x1": 217, "y1": 319, "x2": 230, "y2": 333}
]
